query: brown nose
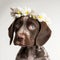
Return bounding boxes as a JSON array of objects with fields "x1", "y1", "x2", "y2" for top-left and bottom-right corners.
[{"x1": 18, "y1": 33, "x2": 25, "y2": 41}]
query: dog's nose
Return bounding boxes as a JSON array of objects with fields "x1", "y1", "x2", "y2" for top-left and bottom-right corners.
[{"x1": 18, "y1": 33, "x2": 25, "y2": 41}]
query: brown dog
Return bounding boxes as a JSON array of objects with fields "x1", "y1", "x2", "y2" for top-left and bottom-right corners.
[{"x1": 8, "y1": 15, "x2": 51, "y2": 60}]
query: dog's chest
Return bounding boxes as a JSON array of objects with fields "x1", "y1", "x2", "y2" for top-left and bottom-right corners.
[
  {"x1": 28, "y1": 48, "x2": 36, "y2": 60},
  {"x1": 16, "y1": 47, "x2": 49, "y2": 60},
  {"x1": 28, "y1": 53, "x2": 34, "y2": 60}
]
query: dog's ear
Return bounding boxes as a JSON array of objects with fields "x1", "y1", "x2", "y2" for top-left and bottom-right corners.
[
  {"x1": 8, "y1": 22, "x2": 14, "y2": 45},
  {"x1": 36, "y1": 21, "x2": 51, "y2": 46}
]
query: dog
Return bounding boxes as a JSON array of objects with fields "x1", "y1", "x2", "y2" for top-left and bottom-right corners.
[{"x1": 8, "y1": 15, "x2": 51, "y2": 60}]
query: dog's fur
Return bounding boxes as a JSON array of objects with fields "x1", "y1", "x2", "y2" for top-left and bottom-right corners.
[{"x1": 8, "y1": 16, "x2": 51, "y2": 60}]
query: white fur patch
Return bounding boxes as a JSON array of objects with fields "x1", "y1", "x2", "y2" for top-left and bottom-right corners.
[
  {"x1": 17, "y1": 25, "x2": 30, "y2": 38},
  {"x1": 28, "y1": 49, "x2": 34, "y2": 60}
]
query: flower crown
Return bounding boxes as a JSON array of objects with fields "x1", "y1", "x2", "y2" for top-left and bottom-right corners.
[{"x1": 10, "y1": 8, "x2": 49, "y2": 23}]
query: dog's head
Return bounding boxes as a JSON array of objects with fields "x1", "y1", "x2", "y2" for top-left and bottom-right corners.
[{"x1": 8, "y1": 15, "x2": 51, "y2": 47}]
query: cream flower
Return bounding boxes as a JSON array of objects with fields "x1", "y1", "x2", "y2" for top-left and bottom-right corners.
[
  {"x1": 37, "y1": 13, "x2": 48, "y2": 22},
  {"x1": 10, "y1": 8, "x2": 49, "y2": 24}
]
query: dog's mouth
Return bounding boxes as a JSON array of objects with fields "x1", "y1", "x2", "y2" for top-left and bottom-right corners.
[
  {"x1": 14, "y1": 36, "x2": 26, "y2": 46},
  {"x1": 15, "y1": 40, "x2": 34, "y2": 47},
  {"x1": 16, "y1": 40, "x2": 26, "y2": 47},
  {"x1": 14, "y1": 37, "x2": 33, "y2": 47},
  {"x1": 14, "y1": 37, "x2": 30, "y2": 47}
]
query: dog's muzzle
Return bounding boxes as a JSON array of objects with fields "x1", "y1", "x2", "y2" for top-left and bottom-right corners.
[{"x1": 15, "y1": 33, "x2": 32, "y2": 47}]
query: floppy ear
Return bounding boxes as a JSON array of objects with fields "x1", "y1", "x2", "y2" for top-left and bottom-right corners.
[
  {"x1": 36, "y1": 21, "x2": 51, "y2": 46},
  {"x1": 8, "y1": 22, "x2": 14, "y2": 45}
]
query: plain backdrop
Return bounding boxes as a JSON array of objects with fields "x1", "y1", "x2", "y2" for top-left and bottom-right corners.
[{"x1": 0, "y1": 0, "x2": 60, "y2": 60}]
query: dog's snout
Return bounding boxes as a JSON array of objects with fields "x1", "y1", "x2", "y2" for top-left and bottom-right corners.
[
  {"x1": 18, "y1": 37, "x2": 23, "y2": 42},
  {"x1": 18, "y1": 33, "x2": 25, "y2": 40}
]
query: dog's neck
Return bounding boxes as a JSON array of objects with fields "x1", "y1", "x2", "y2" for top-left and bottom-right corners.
[
  {"x1": 26, "y1": 46, "x2": 43, "y2": 60},
  {"x1": 17, "y1": 45, "x2": 46, "y2": 60},
  {"x1": 27, "y1": 46, "x2": 36, "y2": 60},
  {"x1": 21, "y1": 46, "x2": 41, "y2": 56}
]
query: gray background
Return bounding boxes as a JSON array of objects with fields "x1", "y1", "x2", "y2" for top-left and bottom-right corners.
[{"x1": 0, "y1": 0, "x2": 60, "y2": 60}]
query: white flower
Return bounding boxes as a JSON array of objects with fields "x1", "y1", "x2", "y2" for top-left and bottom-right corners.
[
  {"x1": 23, "y1": 7, "x2": 31, "y2": 15},
  {"x1": 10, "y1": 8, "x2": 50, "y2": 25},
  {"x1": 10, "y1": 8, "x2": 22, "y2": 18},
  {"x1": 37, "y1": 13, "x2": 48, "y2": 22}
]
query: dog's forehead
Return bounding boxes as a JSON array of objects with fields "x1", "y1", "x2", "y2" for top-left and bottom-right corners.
[
  {"x1": 23, "y1": 16, "x2": 28, "y2": 20},
  {"x1": 15, "y1": 16, "x2": 39, "y2": 26},
  {"x1": 22, "y1": 16, "x2": 29, "y2": 22}
]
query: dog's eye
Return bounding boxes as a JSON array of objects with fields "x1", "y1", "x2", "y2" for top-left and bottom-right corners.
[
  {"x1": 15, "y1": 21, "x2": 23, "y2": 31},
  {"x1": 15, "y1": 24, "x2": 20, "y2": 29},
  {"x1": 28, "y1": 24, "x2": 36, "y2": 30}
]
